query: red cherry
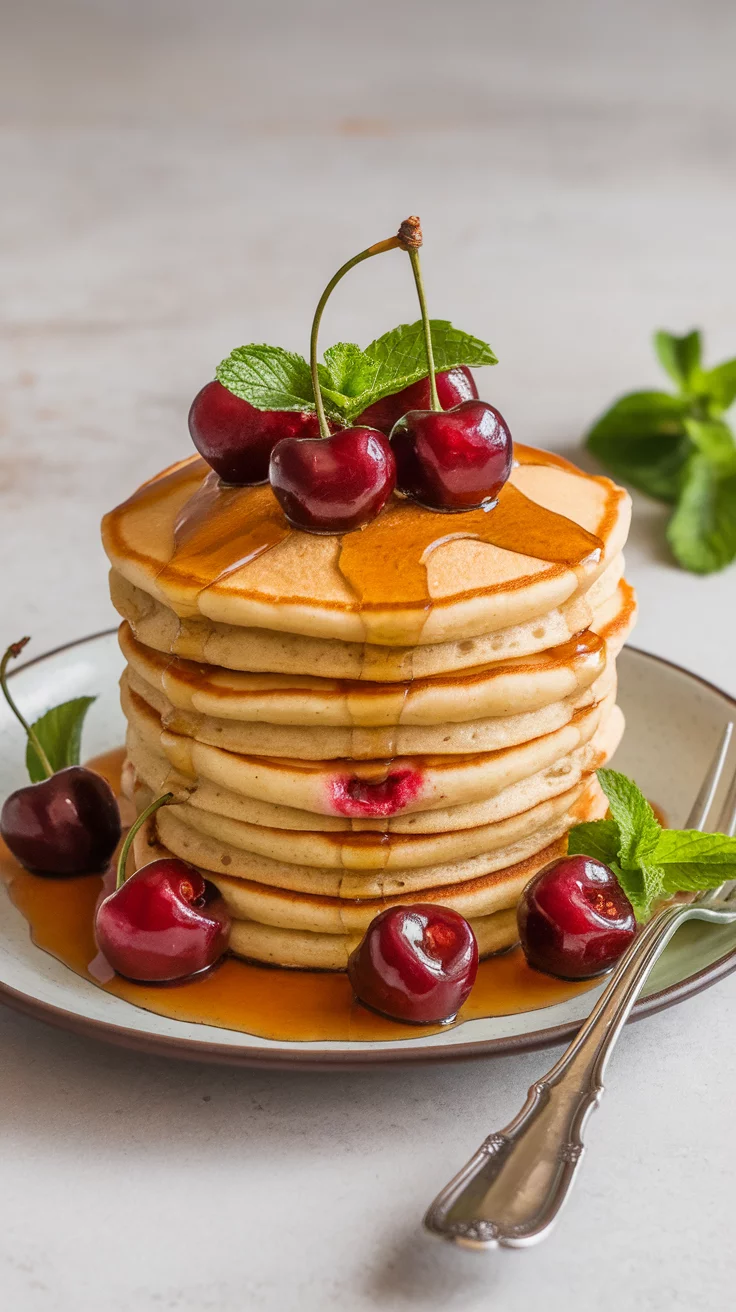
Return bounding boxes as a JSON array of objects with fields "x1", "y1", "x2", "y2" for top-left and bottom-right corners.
[
  {"x1": 517, "y1": 855, "x2": 637, "y2": 980},
  {"x1": 269, "y1": 426, "x2": 396, "y2": 534},
  {"x1": 356, "y1": 366, "x2": 478, "y2": 433},
  {"x1": 348, "y1": 904, "x2": 478, "y2": 1024},
  {"x1": 189, "y1": 380, "x2": 325, "y2": 485},
  {"x1": 390, "y1": 399, "x2": 513, "y2": 512},
  {"x1": 95, "y1": 857, "x2": 231, "y2": 982},
  {"x1": 1, "y1": 766, "x2": 121, "y2": 877}
]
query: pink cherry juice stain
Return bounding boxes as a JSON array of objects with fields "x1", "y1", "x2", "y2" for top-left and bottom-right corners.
[{"x1": 328, "y1": 768, "x2": 424, "y2": 817}]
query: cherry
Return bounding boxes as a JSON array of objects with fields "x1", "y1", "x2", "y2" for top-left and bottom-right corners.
[
  {"x1": 391, "y1": 399, "x2": 513, "y2": 512},
  {"x1": 269, "y1": 426, "x2": 395, "y2": 533},
  {"x1": 95, "y1": 794, "x2": 231, "y2": 982},
  {"x1": 348, "y1": 904, "x2": 478, "y2": 1024},
  {"x1": 0, "y1": 638, "x2": 121, "y2": 877},
  {"x1": 517, "y1": 855, "x2": 637, "y2": 980},
  {"x1": 1, "y1": 766, "x2": 121, "y2": 876},
  {"x1": 356, "y1": 366, "x2": 478, "y2": 433},
  {"x1": 189, "y1": 379, "x2": 325, "y2": 485}
]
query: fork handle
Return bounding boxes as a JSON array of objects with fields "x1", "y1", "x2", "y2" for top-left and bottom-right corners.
[{"x1": 424, "y1": 902, "x2": 694, "y2": 1249}]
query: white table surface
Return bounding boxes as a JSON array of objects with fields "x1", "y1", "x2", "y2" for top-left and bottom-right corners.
[{"x1": 1, "y1": 2, "x2": 735, "y2": 1308}]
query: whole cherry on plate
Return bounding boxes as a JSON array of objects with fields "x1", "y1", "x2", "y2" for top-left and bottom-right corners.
[
  {"x1": 348, "y1": 904, "x2": 479, "y2": 1024},
  {"x1": 95, "y1": 793, "x2": 231, "y2": 983},
  {"x1": 517, "y1": 855, "x2": 637, "y2": 980},
  {"x1": 0, "y1": 639, "x2": 121, "y2": 876},
  {"x1": 189, "y1": 379, "x2": 325, "y2": 485},
  {"x1": 269, "y1": 426, "x2": 395, "y2": 533},
  {"x1": 356, "y1": 366, "x2": 478, "y2": 433}
]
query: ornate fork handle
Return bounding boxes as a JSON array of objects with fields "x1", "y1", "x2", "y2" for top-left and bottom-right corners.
[{"x1": 424, "y1": 898, "x2": 736, "y2": 1249}]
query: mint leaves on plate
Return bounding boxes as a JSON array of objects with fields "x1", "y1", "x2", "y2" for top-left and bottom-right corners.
[
  {"x1": 586, "y1": 329, "x2": 736, "y2": 574},
  {"x1": 217, "y1": 320, "x2": 496, "y2": 425},
  {"x1": 25, "y1": 696, "x2": 97, "y2": 783},
  {"x1": 568, "y1": 768, "x2": 736, "y2": 921}
]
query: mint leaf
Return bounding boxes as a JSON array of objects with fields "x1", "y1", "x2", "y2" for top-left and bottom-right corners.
[
  {"x1": 338, "y1": 320, "x2": 496, "y2": 423},
  {"x1": 654, "y1": 329, "x2": 701, "y2": 391},
  {"x1": 320, "y1": 343, "x2": 378, "y2": 399},
  {"x1": 596, "y1": 769, "x2": 661, "y2": 868},
  {"x1": 666, "y1": 452, "x2": 736, "y2": 574},
  {"x1": 698, "y1": 358, "x2": 736, "y2": 413},
  {"x1": 684, "y1": 418, "x2": 736, "y2": 468},
  {"x1": 26, "y1": 696, "x2": 96, "y2": 783},
  {"x1": 216, "y1": 345, "x2": 318, "y2": 414},
  {"x1": 656, "y1": 830, "x2": 736, "y2": 893},
  {"x1": 567, "y1": 818, "x2": 620, "y2": 865},
  {"x1": 585, "y1": 391, "x2": 690, "y2": 503}
]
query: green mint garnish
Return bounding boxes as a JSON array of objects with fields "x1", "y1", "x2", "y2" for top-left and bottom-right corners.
[
  {"x1": 216, "y1": 320, "x2": 496, "y2": 426},
  {"x1": 568, "y1": 767, "x2": 736, "y2": 921},
  {"x1": 586, "y1": 329, "x2": 736, "y2": 574},
  {"x1": 25, "y1": 696, "x2": 97, "y2": 783}
]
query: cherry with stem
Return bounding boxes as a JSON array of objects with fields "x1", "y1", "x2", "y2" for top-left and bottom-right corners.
[
  {"x1": 95, "y1": 792, "x2": 232, "y2": 983},
  {"x1": 0, "y1": 638, "x2": 121, "y2": 876},
  {"x1": 390, "y1": 220, "x2": 514, "y2": 512}
]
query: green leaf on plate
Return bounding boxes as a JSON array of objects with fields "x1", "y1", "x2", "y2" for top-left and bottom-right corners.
[
  {"x1": 26, "y1": 696, "x2": 97, "y2": 783},
  {"x1": 567, "y1": 818, "x2": 621, "y2": 866},
  {"x1": 585, "y1": 391, "x2": 690, "y2": 503}
]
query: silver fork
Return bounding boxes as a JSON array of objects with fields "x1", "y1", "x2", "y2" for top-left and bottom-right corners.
[{"x1": 424, "y1": 722, "x2": 736, "y2": 1251}]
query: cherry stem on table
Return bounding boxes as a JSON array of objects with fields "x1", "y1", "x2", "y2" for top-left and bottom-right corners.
[
  {"x1": 116, "y1": 792, "x2": 174, "y2": 890},
  {"x1": 0, "y1": 638, "x2": 54, "y2": 779}
]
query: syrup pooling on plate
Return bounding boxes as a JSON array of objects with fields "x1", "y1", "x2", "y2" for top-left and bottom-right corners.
[{"x1": 0, "y1": 749, "x2": 598, "y2": 1042}]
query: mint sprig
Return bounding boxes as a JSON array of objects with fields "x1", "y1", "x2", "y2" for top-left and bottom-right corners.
[
  {"x1": 586, "y1": 329, "x2": 736, "y2": 574},
  {"x1": 25, "y1": 696, "x2": 97, "y2": 783},
  {"x1": 216, "y1": 320, "x2": 496, "y2": 426},
  {"x1": 568, "y1": 767, "x2": 736, "y2": 920}
]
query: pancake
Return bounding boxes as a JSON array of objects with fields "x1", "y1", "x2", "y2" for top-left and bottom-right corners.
[
  {"x1": 132, "y1": 773, "x2": 605, "y2": 902},
  {"x1": 130, "y1": 794, "x2": 523, "y2": 968},
  {"x1": 125, "y1": 701, "x2": 623, "y2": 834},
  {"x1": 109, "y1": 551, "x2": 626, "y2": 681},
  {"x1": 121, "y1": 652, "x2": 616, "y2": 760},
  {"x1": 155, "y1": 776, "x2": 594, "y2": 871},
  {"x1": 130, "y1": 807, "x2": 602, "y2": 968},
  {"x1": 102, "y1": 446, "x2": 631, "y2": 645},
  {"x1": 119, "y1": 622, "x2": 609, "y2": 729},
  {"x1": 122, "y1": 674, "x2": 613, "y2": 814}
]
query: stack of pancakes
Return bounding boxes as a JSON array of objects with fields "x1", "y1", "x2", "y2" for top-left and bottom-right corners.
[{"x1": 102, "y1": 444, "x2": 635, "y2": 970}]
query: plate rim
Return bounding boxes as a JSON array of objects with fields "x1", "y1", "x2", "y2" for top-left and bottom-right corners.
[{"x1": 2, "y1": 630, "x2": 735, "y2": 1071}]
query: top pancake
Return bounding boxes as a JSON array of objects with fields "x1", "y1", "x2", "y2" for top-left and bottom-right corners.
[{"x1": 102, "y1": 446, "x2": 630, "y2": 647}]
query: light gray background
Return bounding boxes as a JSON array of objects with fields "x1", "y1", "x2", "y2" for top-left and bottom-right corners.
[{"x1": 1, "y1": 2, "x2": 735, "y2": 1308}]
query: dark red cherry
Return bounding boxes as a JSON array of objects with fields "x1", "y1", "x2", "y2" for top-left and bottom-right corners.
[
  {"x1": 348, "y1": 904, "x2": 478, "y2": 1024},
  {"x1": 269, "y1": 426, "x2": 396, "y2": 533},
  {"x1": 1, "y1": 766, "x2": 121, "y2": 877},
  {"x1": 95, "y1": 857, "x2": 231, "y2": 983},
  {"x1": 189, "y1": 380, "x2": 325, "y2": 485},
  {"x1": 390, "y1": 399, "x2": 513, "y2": 512},
  {"x1": 517, "y1": 855, "x2": 636, "y2": 980},
  {"x1": 357, "y1": 366, "x2": 478, "y2": 434}
]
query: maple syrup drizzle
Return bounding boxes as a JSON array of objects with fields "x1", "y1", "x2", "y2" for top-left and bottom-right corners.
[{"x1": 0, "y1": 748, "x2": 598, "y2": 1043}]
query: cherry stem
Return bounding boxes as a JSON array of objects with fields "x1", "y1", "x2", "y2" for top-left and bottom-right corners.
[
  {"x1": 407, "y1": 245, "x2": 441, "y2": 412},
  {"x1": 309, "y1": 230, "x2": 410, "y2": 439},
  {"x1": 116, "y1": 792, "x2": 174, "y2": 891},
  {"x1": 0, "y1": 638, "x2": 54, "y2": 779}
]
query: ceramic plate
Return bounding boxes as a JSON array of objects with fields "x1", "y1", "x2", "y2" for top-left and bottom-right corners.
[{"x1": 1, "y1": 631, "x2": 735, "y2": 1069}]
